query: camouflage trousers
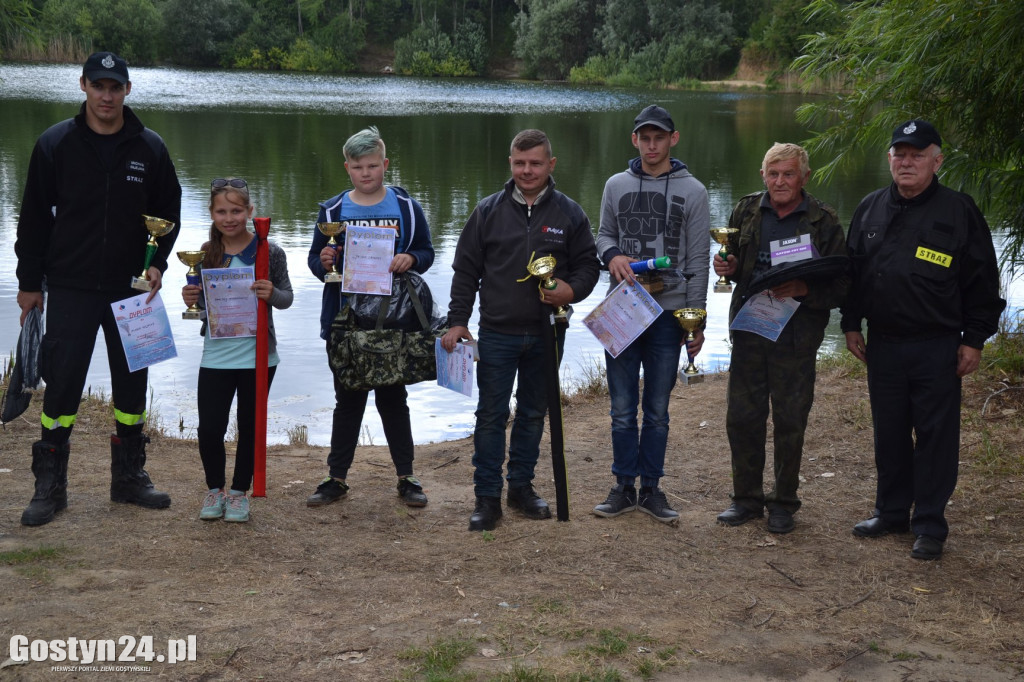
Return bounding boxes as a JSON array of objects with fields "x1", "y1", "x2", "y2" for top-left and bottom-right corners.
[{"x1": 725, "y1": 330, "x2": 817, "y2": 513}]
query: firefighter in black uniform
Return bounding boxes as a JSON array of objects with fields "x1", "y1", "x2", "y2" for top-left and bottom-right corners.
[
  {"x1": 15, "y1": 52, "x2": 182, "y2": 526},
  {"x1": 841, "y1": 119, "x2": 1005, "y2": 560}
]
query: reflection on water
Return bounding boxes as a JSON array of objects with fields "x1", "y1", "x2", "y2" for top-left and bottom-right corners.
[{"x1": 8, "y1": 64, "x2": 1014, "y2": 447}]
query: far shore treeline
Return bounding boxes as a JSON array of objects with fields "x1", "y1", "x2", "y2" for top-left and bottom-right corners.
[
  {"x1": 1, "y1": 0, "x2": 1021, "y2": 263},
  {"x1": 0, "y1": 0, "x2": 829, "y2": 85}
]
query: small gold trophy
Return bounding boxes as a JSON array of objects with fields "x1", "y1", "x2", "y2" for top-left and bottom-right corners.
[
  {"x1": 132, "y1": 215, "x2": 176, "y2": 291},
  {"x1": 317, "y1": 222, "x2": 346, "y2": 283},
  {"x1": 525, "y1": 254, "x2": 569, "y2": 323},
  {"x1": 176, "y1": 250, "x2": 206, "y2": 320},
  {"x1": 673, "y1": 308, "x2": 707, "y2": 385},
  {"x1": 710, "y1": 227, "x2": 739, "y2": 294}
]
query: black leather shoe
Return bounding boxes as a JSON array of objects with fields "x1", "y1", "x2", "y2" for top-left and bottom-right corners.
[
  {"x1": 506, "y1": 485, "x2": 551, "y2": 520},
  {"x1": 716, "y1": 503, "x2": 763, "y2": 526},
  {"x1": 766, "y1": 508, "x2": 795, "y2": 534},
  {"x1": 852, "y1": 516, "x2": 910, "y2": 538},
  {"x1": 911, "y1": 535, "x2": 944, "y2": 560},
  {"x1": 468, "y1": 496, "x2": 502, "y2": 531}
]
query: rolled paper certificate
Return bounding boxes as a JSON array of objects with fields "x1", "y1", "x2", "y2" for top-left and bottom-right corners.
[{"x1": 629, "y1": 256, "x2": 672, "y2": 274}]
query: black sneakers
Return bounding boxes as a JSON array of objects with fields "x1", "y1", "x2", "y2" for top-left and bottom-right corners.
[
  {"x1": 637, "y1": 487, "x2": 678, "y2": 524},
  {"x1": 397, "y1": 476, "x2": 428, "y2": 507},
  {"x1": 306, "y1": 477, "x2": 349, "y2": 507},
  {"x1": 592, "y1": 484, "x2": 637, "y2": 518}
]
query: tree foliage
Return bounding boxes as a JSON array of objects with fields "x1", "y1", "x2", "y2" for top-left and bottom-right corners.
[
  {"x1": 571, "y1": 0, "x2": 736, "y2": 86},
  {"x1": 5, "y1": 0, "x2": 804, "y2": 85},
  {"x1": 795, "y1": 0, "x2": 1024, "y2": 270},
  {"x1": 160, "y1": 0, "x2": 251, "y2": 66},
  {"x1": 0, "y1": 0, "x2": 37, "y2": 49},
  {"x1": 513, "y1": 0, "x2": 600, "y2": 80}
]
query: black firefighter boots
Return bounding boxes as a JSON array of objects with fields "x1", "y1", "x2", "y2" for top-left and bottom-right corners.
[
  {"x1": 110, "y1": 434, "x2": 171, "y2": 509},
  {"x1": 468, "y1": 496, "x2": 502, "y2": 531},
  {"x1": 21, "y1": 440, "x2": 71, "y2": 526}
]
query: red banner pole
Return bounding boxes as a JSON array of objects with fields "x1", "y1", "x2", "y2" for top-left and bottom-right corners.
[{"x1": 252, "y1": 217, "x2": 271, "y2": 497}]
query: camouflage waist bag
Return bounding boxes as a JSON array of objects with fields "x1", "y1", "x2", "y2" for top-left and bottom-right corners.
[{"x1": 328, "y1": 275, "x2": 447, "y2": 391}]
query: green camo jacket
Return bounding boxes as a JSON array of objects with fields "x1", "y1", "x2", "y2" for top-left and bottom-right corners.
[{"x1": 725, "y1": 191, "x2": 849, "y2": 352}]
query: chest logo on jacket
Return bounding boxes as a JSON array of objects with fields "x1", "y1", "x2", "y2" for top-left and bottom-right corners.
[{"x1": 915, "y1": 246, "x2": 952, "y2": 268}]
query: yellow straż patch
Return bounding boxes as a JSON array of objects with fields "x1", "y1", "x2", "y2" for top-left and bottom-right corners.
[{"x1": 915, "y1": 246, "x2": 952, "y2": 267}]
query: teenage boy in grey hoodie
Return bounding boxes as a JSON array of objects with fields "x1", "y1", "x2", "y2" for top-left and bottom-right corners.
[{"x1": 593, "y1": 105, "x2": 710, "y2": 524}]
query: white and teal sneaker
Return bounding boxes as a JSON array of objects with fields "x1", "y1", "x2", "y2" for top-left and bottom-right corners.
[
  {"x1": 223, "y1": 492, "x2": 250, "y2": 523},
  {"x1": 199, "y1": 489, "x2": 225, "y2": 520}
]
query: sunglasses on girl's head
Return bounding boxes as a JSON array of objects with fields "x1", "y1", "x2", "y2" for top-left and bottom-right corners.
[{"x1": 211, "y1": 178, "x2": 247, "y2": 189}]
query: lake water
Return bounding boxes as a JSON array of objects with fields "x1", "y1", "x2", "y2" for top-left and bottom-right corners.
[{"x1": 1, "y1": 64, "x2": 1016, "y2": 445}]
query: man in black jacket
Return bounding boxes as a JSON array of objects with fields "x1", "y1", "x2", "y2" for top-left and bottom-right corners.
[
  {"x1": 442, "y1": 129, "x2": 599, "y2": 531},
  {"x1": 842, "y1": 120, "x2": 1005, "y2": 559},
  {"x1": 15, "y1": 51, "x2": 182, "y2": 526}
]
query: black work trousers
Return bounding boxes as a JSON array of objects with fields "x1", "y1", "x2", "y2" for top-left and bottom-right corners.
[
  {"x1": 866, "y1": 333, "x2": 962, "y2": 541},
  {"x1": 325, "y1": 345, "x2": 415, "y2": 480},
  {"x1": 39, "y1": 287, "x2": 149, "y2": 443}
]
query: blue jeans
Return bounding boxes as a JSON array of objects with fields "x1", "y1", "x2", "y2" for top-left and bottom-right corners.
[
  {"x1": 605, "y1": 311, "x2": 684, "y2": 486},
  {"x1": 472, "y1": 328, "x2": 564, "y2": 498}
]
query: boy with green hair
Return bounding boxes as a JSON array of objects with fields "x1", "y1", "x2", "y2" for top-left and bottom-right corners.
[{"x1": 306, "y1": 126, "x2": 436, "y2": 509}]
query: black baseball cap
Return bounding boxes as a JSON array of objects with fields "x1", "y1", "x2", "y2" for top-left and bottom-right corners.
[
  {"x1": 83, "y1": 52, "x2": 129, "y2": 84},
  {"x1": 890, "y1": 119, "x2": 942, "y2": 149},
  {"x1": 633, "y1": 105, "x2": 675, "y2": 133}
]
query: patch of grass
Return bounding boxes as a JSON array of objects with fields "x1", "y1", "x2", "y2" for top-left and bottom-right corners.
[
  {"x1": 982, "y1": 305, "x2": 1024, "y2": 379},
  {"x1": 0, "y1": 545, "x2": 65, "y2": 565},
  {"x1": 287, "y1": 424, "x2": 309, "y2": 446},
  {"x1": 2, "y1": 546, "x2": 68, "y2": 585},
  {"x1": 891, "y1": 650, "x2": 918, "y2": 661},
  {"x1": 495, "y1": 663, "x2": 551, "y2": 681},
  {"x1": 563, "y1": 356, "x2": 607, "y2": 404},
  {"x1": 586, "y1": 630, "x2": 629, "y2": 657},
  {"x1": 398, "y1": 636, "x2": 475, "y2": 680},
  {"x1": 565, "y1": 668, "x2": 626, "y2": 682},
  {"x1": 533, "y1": 598, "x2": 570, "y2": 614},
  {"x1": 817, "y1": 347, "x2": 867, "y2": 379}
]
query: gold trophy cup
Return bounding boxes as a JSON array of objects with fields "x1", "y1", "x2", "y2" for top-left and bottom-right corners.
[
  {"x1": 176, "y1": 250, "x2": 206, "y2": 320},
  {"x1": 132, "y1": 215, "x2": 176, "y2": 291},
  {"x1": 526, "y1": 255, "x2": 569, "y2": 323},
  {"x1": 317, "y1": 222, "x2": 346, "y2": 283},
  {"x1": 710, "y1": 227, "x2": 739, "y2": 294},
  {"x1": 673, "y1": 308, "x2": 707, "y2": 385}
]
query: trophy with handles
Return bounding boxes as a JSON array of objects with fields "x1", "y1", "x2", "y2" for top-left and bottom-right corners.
[
  {"x1": 710, "y1": 227, "x2": 739, "y2": 294},
  {"x1": 176, "y1": 250, "x2": 206, "y2": 320},
  {"x1": 132, "y1": 215, "x2": 176, "y2": 291},
  {"x1": 673, "y1": 308, "x2": 707, "y2": 385},
  {"x1": 317, "y1": 222, "x2": 346, "y2": 283},
  {"x1": 525, "y1": 255, "x2": 569, "y2": 323}
]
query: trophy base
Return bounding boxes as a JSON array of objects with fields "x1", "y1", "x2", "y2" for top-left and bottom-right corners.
[
  {"x1": 324, "y1": 272, "x2": 343, "y2": 283},
  {"x1": 713, "y1": 283, "x2": 733, "y2": 294},
  {"x1": 130, "y1": 276, "x2": 154, "y2": 292},
  {"x1": 678, "y1": 368, "x2": 704, "y2": 385},
  {"x1": 182, "y1": 310, "x2": 206, "y2": 321}
]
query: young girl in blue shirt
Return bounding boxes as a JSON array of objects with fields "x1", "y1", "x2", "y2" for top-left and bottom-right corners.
[{"x1": 181, "y1": 178, "x2": 293, "y2": 522}]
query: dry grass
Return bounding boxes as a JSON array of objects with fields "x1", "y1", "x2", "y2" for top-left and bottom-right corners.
[{"x1": 1, "y1": 365, "x2": 1022, "y2": 680}]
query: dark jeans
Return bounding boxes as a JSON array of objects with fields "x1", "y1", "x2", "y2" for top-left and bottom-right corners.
[
  {"x1": 472, "y1": 328, "x2": 564, "y2": 498},
  {"x1": 604, "y1": 311, "x2": 684, "y2": 487},
  {"x1": 866, "y1": 333, "x2": 961, "y2": 541},
  {"x1": 325, "y1": 346, "x2": 415, "y2": 479},
  {"x1": 726, "y1": 329, "x2": 817, "y2": 513},
  {"x1": 197, "y1": 365, "x2": 277, "y2": 492},
  {"x1": 39, "y1": 286, "x2": 149, "y2": 443}
]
